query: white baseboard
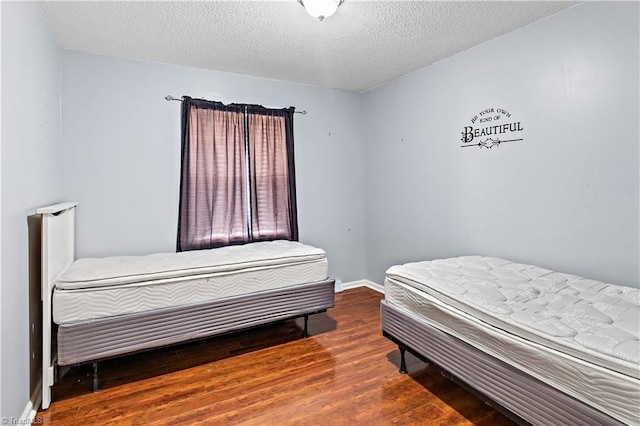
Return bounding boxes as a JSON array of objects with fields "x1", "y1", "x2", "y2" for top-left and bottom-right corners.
[
  {"x1": 19, "y1": 379, "x2": 42, "y2": 424},
  {"x1": 342, "y1": 279, "x2": 384, "y2": 294}
]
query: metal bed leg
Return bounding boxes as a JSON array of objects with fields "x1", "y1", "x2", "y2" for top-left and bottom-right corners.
[
  {"x1": 399, "y1": 346, "x2": 408, "y2": 374},
  {"x1": 303, "y1": 314, "x2": 309, "y2": 338},
  {"x1": 92, "y1": 362, "x2": 99, "y2": 392}
]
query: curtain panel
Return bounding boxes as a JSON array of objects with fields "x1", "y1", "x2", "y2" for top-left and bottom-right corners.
[{"x1": 177, "y1": 97, "x2": 298, "y2": 251}]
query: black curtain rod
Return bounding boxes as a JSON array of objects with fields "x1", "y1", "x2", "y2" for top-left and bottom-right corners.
[{"x1": 164, "y1": 95, "x2": 307, "y2": 115}]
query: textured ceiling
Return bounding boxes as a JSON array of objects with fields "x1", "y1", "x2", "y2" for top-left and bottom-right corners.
[{"x1": 40, "y1": 1, "x2": 577, "y2": 93}]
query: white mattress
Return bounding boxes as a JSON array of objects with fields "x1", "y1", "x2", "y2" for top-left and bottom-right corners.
[
  {"x1": 386, "y1": 256, "x2": 639, "y2": 377},
  {"x1": 385, "y1": 256, "x2": 640, "y2": 425},
  {"x1": 53, "y1": 240, "x2": 328, "y2": 324}
]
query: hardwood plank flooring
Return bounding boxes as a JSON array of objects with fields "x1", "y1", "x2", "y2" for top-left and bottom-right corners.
[{"x1": 36, "y1": 287, "x2": 516, "y2": 425}]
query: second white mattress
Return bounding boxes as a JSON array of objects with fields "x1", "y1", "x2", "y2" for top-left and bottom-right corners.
[
  {"x1": 384, "y1": 277, "x2": 640, "y2": 425},
  {"x1": 386, "y1": 256, "x2": 639, "y2": 378}
]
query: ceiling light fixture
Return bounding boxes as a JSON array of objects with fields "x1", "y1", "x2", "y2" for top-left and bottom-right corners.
[{"x1": 298, "y1": 0, "x2": 344, "y2": 21}]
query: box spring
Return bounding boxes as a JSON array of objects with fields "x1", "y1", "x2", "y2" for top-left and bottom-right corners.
[
  {"x1": 381, "y1": 300, "x2": 624, "y2": 426},
  {"x1": 58, "y1": 279, "x2": 335, "y2": 366}
]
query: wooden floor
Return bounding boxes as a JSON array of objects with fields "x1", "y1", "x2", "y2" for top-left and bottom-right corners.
[{"x1": 37, "y1": 287, "x2": 516, "y2": 425}]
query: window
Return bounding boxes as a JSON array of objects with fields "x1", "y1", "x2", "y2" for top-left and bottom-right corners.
[{"x1": 177, "y1": 97, "x2": 298, "y2": 251}]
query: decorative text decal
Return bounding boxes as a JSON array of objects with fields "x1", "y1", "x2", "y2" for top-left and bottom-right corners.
[{"x1": 460, "y1": 107, "x2": 524, "y2": 149}]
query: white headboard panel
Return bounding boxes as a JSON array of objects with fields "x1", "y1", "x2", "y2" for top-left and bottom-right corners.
[
  {"x1": 36, "y1": 202, "x2": 77, "y2": 300},
  {"x1": 36, "y1": 201, "x2": 77, "y2": 410}
]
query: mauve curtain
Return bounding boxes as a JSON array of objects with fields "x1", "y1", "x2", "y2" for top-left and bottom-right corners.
[
  {"x1": 177, "y1": 98, "x2": 249, "y2": 251},
  {"x1": 247, "y1": 106, "x2": 298, "y2": 242},
  {"x1": 178, "y1": 99, "x2": 298, "y2": 251}
]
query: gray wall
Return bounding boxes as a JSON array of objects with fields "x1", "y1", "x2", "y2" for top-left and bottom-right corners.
[
  {"x1": 363, "y1": 2, "x2": 639, "y2": 287},
  {"x1": 1, "y1": 1, "x2": 62, "y2": 419},
  {"x1": 60, "y1": 52, "x2": 367, "y2": 284}
]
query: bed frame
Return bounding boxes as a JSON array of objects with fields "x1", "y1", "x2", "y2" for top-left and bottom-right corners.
[
  {"x1": 38, "y1": 202, "x2": 335, "y2": 409},
  {"x1": 381, "y1": 300, "x2": 625, "y2": 426}
]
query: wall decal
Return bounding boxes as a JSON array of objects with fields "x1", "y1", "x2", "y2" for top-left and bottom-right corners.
[{"x1": 460, "y1": 107, "x2": 524, "y2": 149}]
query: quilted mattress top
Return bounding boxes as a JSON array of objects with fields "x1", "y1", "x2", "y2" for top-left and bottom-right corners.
[
  {"x1": 56, "y1": 240, "x2": 326, "y2": 290},
  {"x1": 386, "y1": 256, "x2": 639, "y2": 377}
]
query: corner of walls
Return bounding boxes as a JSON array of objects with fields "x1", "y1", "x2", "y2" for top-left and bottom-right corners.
[
  {"x1": 1, "y1": 1, "x2": 62, "y2": 420},
  {"x1": 361, "y1": 90, "x2": 376, "y2": 283},
  {"x1": 357, "y1": 90, "x2": 369, "y2": 282}
]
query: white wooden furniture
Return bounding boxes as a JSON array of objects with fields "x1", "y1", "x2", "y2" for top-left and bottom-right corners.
[{"x1": 37, "y1": 202, "x2": 78, "y2": 410}]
